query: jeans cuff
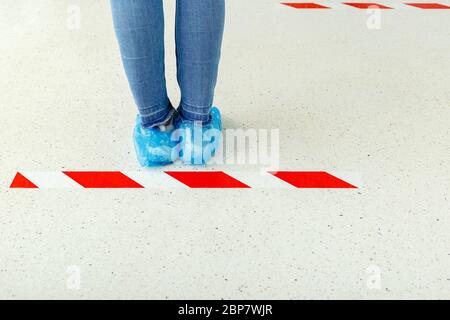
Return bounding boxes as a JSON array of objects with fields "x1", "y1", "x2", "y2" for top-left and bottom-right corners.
[
  {"x1": 140, "y1": 101, "x2": 176, "y2": 128},
  {"x1": 179, "y1": 102, "x2": 211, "y2": 123}
]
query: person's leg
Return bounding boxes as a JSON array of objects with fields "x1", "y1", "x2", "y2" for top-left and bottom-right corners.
[
  {"x1": 111, "y1": 0, "x2": 174, "y2": 128},
  {"x1": 175, "y1": 0, "x2": 225, "y2": 122},
  {"x1": 174, "y1": 0, "x2": 225, "y2": 165}
]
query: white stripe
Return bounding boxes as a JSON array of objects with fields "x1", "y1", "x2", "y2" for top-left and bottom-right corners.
[
  {"x1": 228, "y1": 171, "x2": 294, "y2": 189},
  {"x1": 297, "y1": 2, "x2": 414, "y2": 10},
  {"x1": 125, "y1": 171, "x2": 188, "y2": 189},
  {"x1": 328, "y1": 171, "x2": 363, "y2": 189},
  {"x1": 21, "y1": 171, "x2": 83, "y2": 189}
]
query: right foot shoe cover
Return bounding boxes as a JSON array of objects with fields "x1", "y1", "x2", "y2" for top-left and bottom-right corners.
[
  {"x1": 133, "y1": 115, "x2": 179, "y2": 167},
  {"x1": 174, "y1": 107, "x2": 222, "y2": 165}
]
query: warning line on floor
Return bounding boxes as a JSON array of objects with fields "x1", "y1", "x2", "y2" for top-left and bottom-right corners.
[
  {"x1": 9, "y1": 171, "x2": 359, "y2": 189},
  {"x1": 282, "y1": 2, "x2": 450, "y2": 9}
]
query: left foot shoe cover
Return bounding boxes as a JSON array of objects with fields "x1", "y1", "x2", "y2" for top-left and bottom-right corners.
[
  {"x1": 133, "y1": 115, "x2": 180, "y2": 167},
  {"x1": 174, "y1": 107, "x2": 222, "y2": 165}
]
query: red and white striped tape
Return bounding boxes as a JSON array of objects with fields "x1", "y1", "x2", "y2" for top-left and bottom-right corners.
[
  {"x1": 281, "y1": 2, "x2": 450, "y2": 9},
  {"x1": 9, "y1": 171, "x2": 361, "y2": 189}
]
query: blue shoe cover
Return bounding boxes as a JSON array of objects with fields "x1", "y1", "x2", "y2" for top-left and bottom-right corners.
[
  {"x1": 174, "y1": 107, "x2": 222, "y2": 165},
  {"x1": 133, "y1": 115, "x2": 180, "y2": 167}
]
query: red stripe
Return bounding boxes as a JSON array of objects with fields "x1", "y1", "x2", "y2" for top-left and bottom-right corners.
[
  {"x1": 405, "y1": 3, "x2": 450, "y2": 9},
  {"x1": 62, "y1": 171, "x2": 144, "y2": 188},
  {"x1": 165, "y1": 171, "x2": 251, "y2": 189},
  {"x1": 343, "y1": 2, "x2": 393, "y2": 9},
  {"x1": 282, "y1": 2, "x2": 331, "y2": 9},
  {"x1": 9, "y1": 172, "x2": 38, "y2": 189},
  {"x1": 270, "y1": 171, "x2": 357, "y2": 188}
]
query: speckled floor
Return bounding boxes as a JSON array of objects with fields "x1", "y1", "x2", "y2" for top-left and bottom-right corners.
[{"x1": 0, "y1": 0, "x2": 449, "y2": 299}]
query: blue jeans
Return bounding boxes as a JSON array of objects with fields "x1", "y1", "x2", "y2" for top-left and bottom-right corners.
[{"x1": 111, "y1": 0, "x2": 225, "y2": 127}]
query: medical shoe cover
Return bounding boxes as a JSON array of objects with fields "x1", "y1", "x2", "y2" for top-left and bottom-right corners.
[
  {"x1": 175, "y1": 107, "x2": 222, "y2": 165},
  {"x1": 133, "y1": 115, "x2": 179, "y2": 167}
]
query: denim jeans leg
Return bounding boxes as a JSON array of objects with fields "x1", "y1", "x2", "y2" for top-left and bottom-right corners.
[
  {"x1": 175, "y1": 0, "x2": 225, "y2": 123},
  {"x1": 111, "y1": 0, "x2": 173, "y2": 128}
]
